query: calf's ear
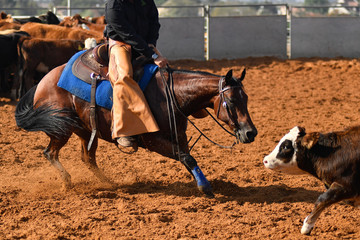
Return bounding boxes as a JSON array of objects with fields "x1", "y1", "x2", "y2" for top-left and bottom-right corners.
[
  {"x1": 297, "y1": 126, "x2": 306, "y2": 137},
  {"x1": 301, "y1": 132, "x2": 320, "y2": 149}
]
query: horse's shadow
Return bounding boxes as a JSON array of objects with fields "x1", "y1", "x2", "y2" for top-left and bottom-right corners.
[
  {"x1": 210, "y1": 179, "x2": 321, "y2": 204},
  {"x1": 107, "y1": 179, "x2": 321, "y2": 204}
]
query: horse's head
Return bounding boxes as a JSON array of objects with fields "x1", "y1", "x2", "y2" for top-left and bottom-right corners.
[{"x1": 214, "y1": 69, "x2": 257, "y2": 143}]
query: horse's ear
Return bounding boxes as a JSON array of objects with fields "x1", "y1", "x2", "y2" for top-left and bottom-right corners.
[
  {"x1": 225, "y1": 69, "x2": 233, "y2": 85},
  {"x1": 239, "y1": 68, "x2": 246, "y2": 81}
]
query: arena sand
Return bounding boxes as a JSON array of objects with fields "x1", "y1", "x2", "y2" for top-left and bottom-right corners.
[{"x1": 1, "y1": 57, "x2": 360, "y2": 239}]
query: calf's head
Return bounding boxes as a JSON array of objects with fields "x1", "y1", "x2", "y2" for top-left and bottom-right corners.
[{"x1": 263, "y1": 126, "x2": 320, "y2": 175}]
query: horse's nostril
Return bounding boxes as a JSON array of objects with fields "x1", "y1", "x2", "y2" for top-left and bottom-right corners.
[
  {"x1": 246, "y1": 130, "x2": 257, "y2": 141},
  {"x1": 264, "y1": 160, "x2": 268, "y2": 164}
]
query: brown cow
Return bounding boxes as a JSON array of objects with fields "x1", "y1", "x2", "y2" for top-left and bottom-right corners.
[
  {"x1": 263, "y1": 126, "x2": 360, "y2": 235},
  {"x1": 15, "y1": 37, "x2": 87, "y2": 97},
  {"x1": 20, "y1": 22, "x2": 104, "y2": 42},
  {"x1": 89, "y1": 15, "x2": 106, "y2": 25},
  {"x1": 0, "y1": 12, "x2": 13, "y2": 22},
  {"x1": 0, "y1": 21, "x2": 21, "y2": 31},
  {"x1": 59, "y1": 14, "x2": 105, "y2": 33}
]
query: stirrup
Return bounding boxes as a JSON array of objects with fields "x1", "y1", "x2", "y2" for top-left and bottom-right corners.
[{"x1": 115, "y1": 137, "x2": 138, "y2": 154}]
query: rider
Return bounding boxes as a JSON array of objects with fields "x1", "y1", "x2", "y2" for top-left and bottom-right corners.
[{"x1": 104, "y1": 0, "x2": 169, "y2": 152}]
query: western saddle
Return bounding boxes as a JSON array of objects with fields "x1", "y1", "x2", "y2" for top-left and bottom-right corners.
[{"x1": 73, "y1": 43, "x2": 153, "y2": 151}]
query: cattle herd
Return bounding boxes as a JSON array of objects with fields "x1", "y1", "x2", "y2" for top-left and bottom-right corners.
[
  {"x1": 0, "y1": 11, "x2": 105, "y2": 99},
  {"x1": 1, "y1": 10, "x2": 359, "y2": 237}
]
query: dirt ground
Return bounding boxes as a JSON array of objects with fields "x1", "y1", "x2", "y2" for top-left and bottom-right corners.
[{"x1": 1, "y1": 57, "x2": 360, "y2": 239}]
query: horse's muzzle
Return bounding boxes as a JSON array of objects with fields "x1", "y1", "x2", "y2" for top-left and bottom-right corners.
[{"x1": 235, "y1": 124, "x2": 257, "y2": 143}]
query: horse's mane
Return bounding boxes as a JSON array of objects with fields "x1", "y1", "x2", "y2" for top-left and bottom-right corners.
[
  {"x1": 172, "y1": 69, "x2": 220, "y2": 78},
  {"x1": 172, "y1": 69, "x2": 243, "y2": 87}
]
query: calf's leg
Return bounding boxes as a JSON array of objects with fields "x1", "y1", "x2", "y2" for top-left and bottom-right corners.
[{"x1": 301, "y1": 182, "x2": 350, "y2": 235}]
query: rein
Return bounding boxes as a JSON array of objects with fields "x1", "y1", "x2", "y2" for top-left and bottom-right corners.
[
  {"x1": 159, "y1": 67, "x2": 237, "y2": 160},
  {"x1": 159, "y1": 67, "x2": 181, "y2": 161}
]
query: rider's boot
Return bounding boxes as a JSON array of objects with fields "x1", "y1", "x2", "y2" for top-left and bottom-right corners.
[{"x1": 116, "y1": 136, "x2": 138, "y2": 153}]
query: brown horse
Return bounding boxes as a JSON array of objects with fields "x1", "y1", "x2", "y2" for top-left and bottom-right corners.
[{"x1": 15, "y1": 64, "x2": 257, "y2": 197}]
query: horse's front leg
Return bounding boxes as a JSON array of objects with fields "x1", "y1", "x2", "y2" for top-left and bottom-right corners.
[
  {"x1": 180, "y1": 153, "x2": 214, "y2": 197},
  {"x1": 141, "y1": 134, "x2": 214, "y2": 197},
  {"x1": 79, "y1": 136, "x2": 118, "y2": 189}
]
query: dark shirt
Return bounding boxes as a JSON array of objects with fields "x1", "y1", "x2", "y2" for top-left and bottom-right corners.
[{"x1": 105, "y1": 0, "x2": 160, "y2": 58}]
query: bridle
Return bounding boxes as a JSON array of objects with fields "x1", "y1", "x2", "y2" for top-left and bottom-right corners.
[
  {"x1": 159, "y1": 68, "x2": 241, "y2": 161},
  {"x1": 215, "y1": 77, "x2": 244, "y2": 134}
]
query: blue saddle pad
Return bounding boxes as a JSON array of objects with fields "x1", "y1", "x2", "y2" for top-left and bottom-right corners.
[{"x1": 57, "y1": 50, "x2": 158, "y2": 110}]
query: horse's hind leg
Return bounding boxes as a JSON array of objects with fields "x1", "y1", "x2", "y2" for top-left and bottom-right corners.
[
  {"x1": 79, "y1": 137, "x2": 117, "y2": 188},
  {"x1": 43, "y1": 136, "x2": 72, "y2": 190}
]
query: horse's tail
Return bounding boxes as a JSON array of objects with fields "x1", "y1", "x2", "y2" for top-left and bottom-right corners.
[{"x1": 15, "y1": 85, "x2": 82, "y2": 139}]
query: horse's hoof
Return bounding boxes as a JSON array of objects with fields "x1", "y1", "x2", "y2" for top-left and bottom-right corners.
[
  {"x1": 191, "y1": 166, "x2": 213, "y2": 197},
  {"x1": 198, "y1": 185, "x2": 215, "y2": 198},
  {"x1": 61, "y1": 182, "x2": 73, "y2": 191},
  {"x1": 106, "y1": 183, "x2": 120, "y2": 190}
]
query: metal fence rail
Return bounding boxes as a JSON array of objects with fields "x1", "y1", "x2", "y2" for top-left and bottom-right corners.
[
  {"x1": 4, "y1": 5, "x2": 359, "y2": 18},
  {"x1": 3, "y1": 5, "x2": 360, "y2": 59}
]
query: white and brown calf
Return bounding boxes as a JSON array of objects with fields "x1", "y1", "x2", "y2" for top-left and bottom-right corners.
[{"x1": 263, "y1": 126, "x2": 360, "y2": 235}]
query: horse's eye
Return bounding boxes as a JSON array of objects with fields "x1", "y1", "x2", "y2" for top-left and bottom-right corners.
[{"x1": 227, "y1": 99, "x2": 236, "y2": 107}]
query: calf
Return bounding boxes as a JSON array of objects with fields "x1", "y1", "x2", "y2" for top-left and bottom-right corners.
[{"x1": 263, "y1": 126, "x2": 360, "y2": 235}]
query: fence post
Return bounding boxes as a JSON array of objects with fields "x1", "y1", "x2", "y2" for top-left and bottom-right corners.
[
  {"x1": 67, "y1": 0, "x2": 71, "y2": 16},
  {"x1": 287, "y1": 5, "x2": 291, "y2": 59},
  {"x1": 204, "y1": 5, "x2": 210, "y2": 61}
]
